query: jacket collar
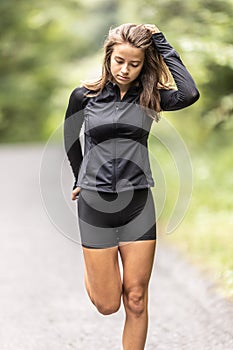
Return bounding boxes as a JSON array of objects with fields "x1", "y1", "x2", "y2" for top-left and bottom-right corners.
[{"x1": 106, "y1": 80, "x2": 142, "y2": 96}]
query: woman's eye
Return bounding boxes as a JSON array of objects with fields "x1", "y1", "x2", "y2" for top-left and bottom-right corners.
[
  {"x1": 114, "y1": 58, "x2": 139, "y2": 68},
  {"x1": 116, "y1": 59, "x2": 123, "y2": 64}
]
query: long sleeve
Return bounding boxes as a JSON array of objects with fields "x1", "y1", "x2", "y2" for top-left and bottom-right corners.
[
  {"x1": 152, "y1": 32, "x2": 200, "y2": 111},
  {"x1": 64, "y1": 87, "x2": 88, "y2": 189}
]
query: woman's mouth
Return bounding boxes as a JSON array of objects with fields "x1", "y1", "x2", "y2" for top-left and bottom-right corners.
[{"x1": 117, "y1": 75, "x2": 130, "y2": 81}]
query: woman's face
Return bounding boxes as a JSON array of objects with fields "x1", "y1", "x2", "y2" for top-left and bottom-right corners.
[{"x1": 110, "y1": 43, "x2": 145, "y2": 91}]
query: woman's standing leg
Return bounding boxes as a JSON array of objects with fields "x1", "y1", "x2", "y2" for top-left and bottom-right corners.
[{"x1": 119, "y1": 240, "x2": 156, "y2": 350}]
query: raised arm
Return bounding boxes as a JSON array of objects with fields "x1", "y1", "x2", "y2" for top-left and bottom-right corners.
[{"x1": 144, "y1": 24, "x2": 200, "y2": 111}]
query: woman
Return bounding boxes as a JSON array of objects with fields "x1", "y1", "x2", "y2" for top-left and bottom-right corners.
[{"x1": 64, "y1": 23, "x2": 199, "y2": 350}]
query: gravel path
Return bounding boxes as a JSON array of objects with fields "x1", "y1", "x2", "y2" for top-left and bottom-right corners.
[{"x1": 0, "y1": 143, "x2": 232, "y2": 350}]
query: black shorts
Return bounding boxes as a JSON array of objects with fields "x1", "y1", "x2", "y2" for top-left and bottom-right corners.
[{"x1": 77, "y1": 187, "x2": 156, "y2": 249}]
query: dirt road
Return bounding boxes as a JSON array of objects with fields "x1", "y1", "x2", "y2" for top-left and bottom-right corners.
[{"x1": 0, "y1": 144, "x2": 232, "y2": 349}]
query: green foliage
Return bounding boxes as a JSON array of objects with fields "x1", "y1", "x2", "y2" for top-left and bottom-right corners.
[
  {"x1": 0, "y1": 0, "x2": 117, "y2": 142},
  {"x1": 200, "y1": 63, "x2": 233, "y2": 130},
  {"x1": 1, "y1": 0, "x2": 232, "y2": 141}
]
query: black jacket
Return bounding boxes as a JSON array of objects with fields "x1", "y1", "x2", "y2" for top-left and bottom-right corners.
[{"x1": 64, "y1": 32, "x2": 199, "y2": 193}]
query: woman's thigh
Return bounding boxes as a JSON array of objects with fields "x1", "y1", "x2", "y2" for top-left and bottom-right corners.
[
  {"x1": 119, "y1": 240, "x2": 156, "y2": 293},
  {"x1": 82, "y1": 246, "x2": 122, "y2": 304}
]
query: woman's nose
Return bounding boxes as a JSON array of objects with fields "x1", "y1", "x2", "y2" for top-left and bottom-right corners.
[{"x1": 121, "y1": 64, "x2": 129, "y2": 75}]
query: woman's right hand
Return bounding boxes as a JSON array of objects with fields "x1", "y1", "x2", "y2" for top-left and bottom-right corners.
[{"x1": 72, "y1": 186, "x2": 81, "y2": 201}]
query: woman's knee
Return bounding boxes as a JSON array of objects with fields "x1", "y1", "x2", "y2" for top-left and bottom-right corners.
[
  {"x1": 123, "y1": 286, "x2": 147, "y2": 317},
  {"x1": 95, "y1": 298, "x2": 121, "y2": 315},
  {"x1": 85, "y1": 280, "x2": 122, "y2": 315}
]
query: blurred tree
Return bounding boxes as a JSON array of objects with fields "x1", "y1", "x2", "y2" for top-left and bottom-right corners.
[
  {"x1": 0, "y1": 0, "x2": 117, "y2": 142},
  {"x1": 0, "y1": 0, "x2": 232, "y2": 142}
]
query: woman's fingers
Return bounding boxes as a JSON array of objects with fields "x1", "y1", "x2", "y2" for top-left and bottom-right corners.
[
  {"x1": 72, "y1": 186, "x2": 81, "y2": 200},
  {"x1": 143, "y1": 24, "x2": 160, "y2": 34}
]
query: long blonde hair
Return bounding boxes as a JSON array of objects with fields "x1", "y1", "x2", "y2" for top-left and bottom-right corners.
[{"x1": 83, "y1": 23, "x2": 173, "y2": 121}]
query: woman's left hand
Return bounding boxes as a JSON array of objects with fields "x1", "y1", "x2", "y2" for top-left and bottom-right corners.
[{"x1": 143, "y1": 24, "x2": 160, "y2": 34}]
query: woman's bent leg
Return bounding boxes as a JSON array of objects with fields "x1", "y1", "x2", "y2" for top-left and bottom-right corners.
[
  {"x1": 119, "y1": 240, "x2": 156, "y2": 350},
  {"x1": 82, "y1": 245, "x2": 122, "y2": 315}
]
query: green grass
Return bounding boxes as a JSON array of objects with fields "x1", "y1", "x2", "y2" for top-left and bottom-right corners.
[{"x1": 149, "y1": 120, "x2": 233, "y2": 300}]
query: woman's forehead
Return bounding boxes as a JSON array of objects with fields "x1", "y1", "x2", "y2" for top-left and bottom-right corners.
[{"x1": 112, "y1": 43, "x2": 145, "y2": 61}]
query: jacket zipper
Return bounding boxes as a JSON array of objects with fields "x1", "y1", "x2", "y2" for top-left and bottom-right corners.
[
  {"x1": 112, "y1": 103, "x2": 119, "y2": 192},
  {"x1": 113, "y1": 85, "x2": 126, "y2": 192}
]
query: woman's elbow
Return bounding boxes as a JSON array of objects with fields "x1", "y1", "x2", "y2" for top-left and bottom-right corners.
[
  {"x1": 184, "y1": 87, "x2": 200, "y2": 107},
  {"x1": 190, "y1": 87, "x2": 200, "y2": 104}
]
